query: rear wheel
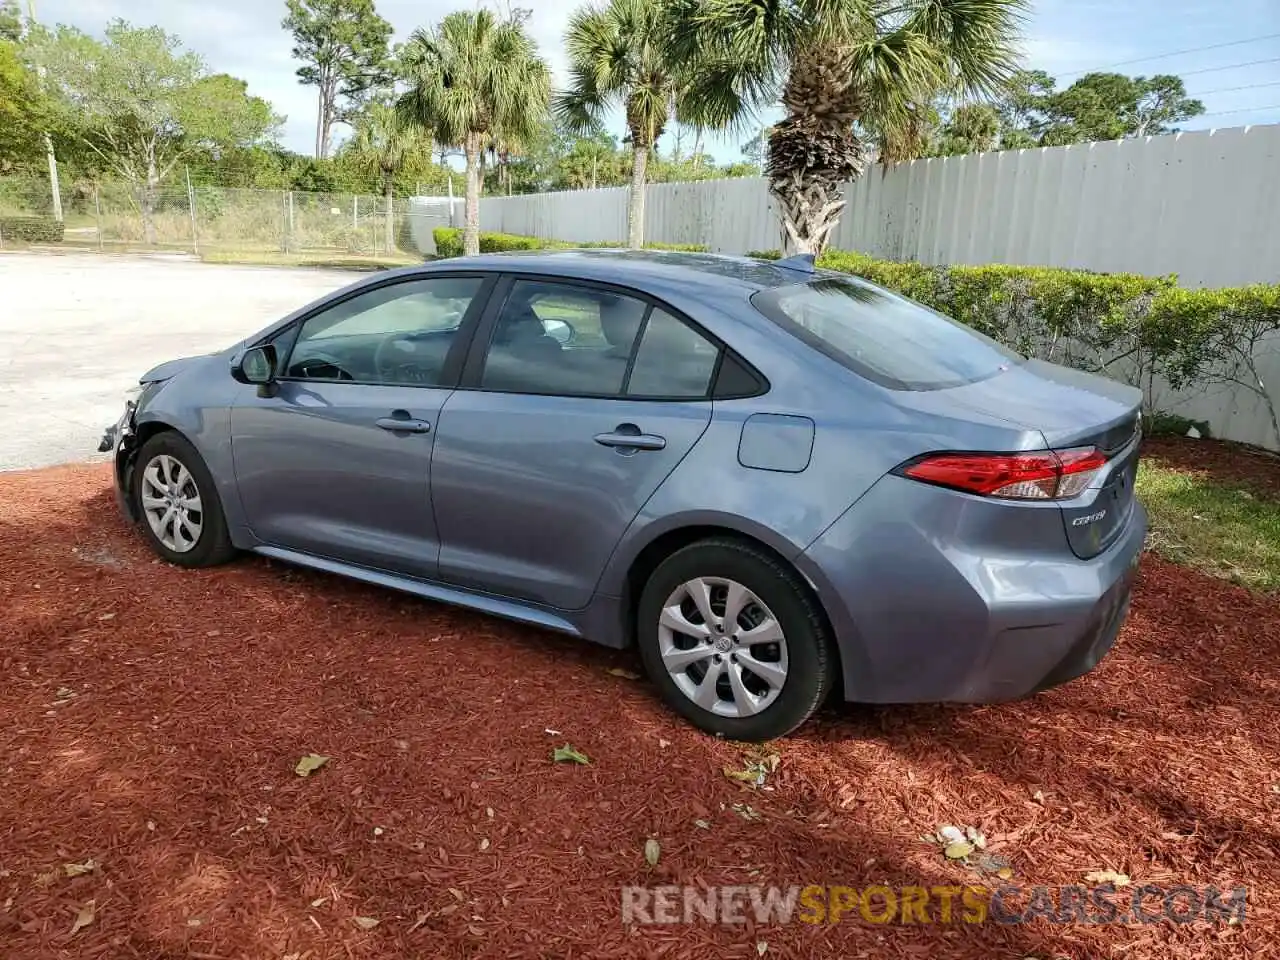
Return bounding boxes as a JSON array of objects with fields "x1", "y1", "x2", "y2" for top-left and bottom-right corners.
[
  {"x1": 131, "y1": 432, "x2": 236, "y2": 568},
  {"x1": 636, "y1": 538, "x2": 835, "y2": 740}
]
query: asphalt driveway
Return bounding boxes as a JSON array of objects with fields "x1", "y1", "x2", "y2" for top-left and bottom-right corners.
[{"x1": 0, "y1": 252, "x2": 355, "y2": 470}]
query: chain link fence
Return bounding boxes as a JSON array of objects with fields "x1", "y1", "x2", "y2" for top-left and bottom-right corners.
[{"x1": 0, "y1": 175, "x2": 449, "y2": 257}]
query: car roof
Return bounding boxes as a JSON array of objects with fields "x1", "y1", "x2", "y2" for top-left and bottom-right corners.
[{"x1": 426, "y1": 249, "x2": 816, "y2": 296}]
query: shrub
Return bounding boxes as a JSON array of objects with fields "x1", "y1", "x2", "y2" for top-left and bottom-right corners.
[
  {"x1": 432, "y1": 227, "x2": 709, "y2": 257},
  {"x1": 1145, "y1": 412, "x2": 1213, "y2": 439},
  {"x1": 432, "y1": 227, "x2": 545, "y2": 257},
  {"x1": 0, "y1": 215, "x2": 64, "y2": 243},
  {"x1": 566, "y1": 240, "x2": 709, "y2": 252}
]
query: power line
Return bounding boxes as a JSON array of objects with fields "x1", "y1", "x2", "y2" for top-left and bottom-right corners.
[
  {"x1": 1195, "y1": 104, "x2": 1280, "y2": 119},
  {"x1": 1058, "y1": 32, "x2": 1280, "y2": 79},
  {"x1": 1179, "y1": 56, "x2": 1280, "y2": 78},
  {"x1": 1193, "y1": 79, "x2": 1280, "y2": 96}
]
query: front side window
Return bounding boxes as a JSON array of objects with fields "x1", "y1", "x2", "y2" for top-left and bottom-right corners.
[
  {"x1": 751, "y1": 277, "x2": 1024, "y2": 391},
  {"x1": 285, "y1": 276, "x2": 484, "y2": 386}
]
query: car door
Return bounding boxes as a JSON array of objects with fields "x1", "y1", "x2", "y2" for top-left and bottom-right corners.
[
  {"x1": 231, "y1": 273, "x2": 494, "y2": 579},
  {"x1": 429, "y1": 276, "x2": 721, "y2": 609}
]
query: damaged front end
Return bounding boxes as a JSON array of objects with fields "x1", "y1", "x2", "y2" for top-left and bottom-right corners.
[{"x1": 100, "y1": 389, "x2": 142, "y2": 522}]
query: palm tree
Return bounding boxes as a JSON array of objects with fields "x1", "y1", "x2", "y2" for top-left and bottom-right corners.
[
  {"x1": 665, "y1": 0, "x2": 1027, "y2": 255},
  {"x1": 349, "y1": 101, "x2": 427, "y2": 253},
  {"x1": 556, "y1": 0, "x2": 714, "y2": 249},
  {"x1": 397, "y1": 10, "x2": 550, "y2": 256}
]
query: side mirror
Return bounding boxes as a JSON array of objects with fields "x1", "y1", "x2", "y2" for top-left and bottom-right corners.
[
  {"x1": 233, "y1": 344, "x2": 279, "y2": 396},
  {"x1": 542, "y1": 318, "x2": 574, "y2": 345}
]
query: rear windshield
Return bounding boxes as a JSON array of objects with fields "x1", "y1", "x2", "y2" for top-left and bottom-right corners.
[{"x1": 751, "y1": 277, "x2": 1024, "y2": 391}]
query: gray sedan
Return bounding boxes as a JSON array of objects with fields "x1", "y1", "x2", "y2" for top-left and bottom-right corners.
[{"x1": 102, "y1": 251, "x2": 1146, "y2": 740}]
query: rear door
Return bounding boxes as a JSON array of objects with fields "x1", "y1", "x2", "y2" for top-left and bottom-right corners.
[
  {"x1": 231, "y1": 273, "x2": 494, "y2": 578},
  {"x1": 429, "y1": 276, "x2": 720, "y2": 609}
]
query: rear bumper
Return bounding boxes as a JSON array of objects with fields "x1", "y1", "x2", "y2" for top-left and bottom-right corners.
[{"x1": 799, "y1": 475, "x2": 1148, "y2": 705}]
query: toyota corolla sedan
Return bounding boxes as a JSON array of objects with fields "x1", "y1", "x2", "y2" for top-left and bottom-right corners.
[{"x1": 101, "y1": 250, "x2": 1146, "y2": 740}]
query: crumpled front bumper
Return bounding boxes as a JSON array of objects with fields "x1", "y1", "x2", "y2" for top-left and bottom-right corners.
[{"x1": 100, "y1": 400, "x2": 140, "y2": 521}]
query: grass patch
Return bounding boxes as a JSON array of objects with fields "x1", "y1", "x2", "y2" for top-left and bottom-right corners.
[
  {"x1": 199, "y1": 249, "x2": 421, "y2": 271},
  {"x1": 1137, "y1": 460, "x2": 1280, "y2": 591}
]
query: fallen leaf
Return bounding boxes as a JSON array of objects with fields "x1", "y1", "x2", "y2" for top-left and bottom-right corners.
[
  {"x1": 731, "y1": 802, "x2": 761, "y2": 821},
  {"x1": 644, "y1": 838, "x2": 660, "y2": 866},
  {"x1": 295, "y1": 754, "x2": 329, "y2": 777},
  {"x1": 478, "y1": 838, "x2": 490, "y2": 851},
  {"x1": 693, "y1": 819, "x2": 711, "y2": 830},
  {"x1": 352, "y1": 916, "x2": 380, "y2": 930},
  {"x1": 937, "y1": 825, "x2": 966, "y2": 845},
  {"x1": 310, "y1": 897, "x2": 328, "y2": 908},
  {"x1": 965, "y1": 826, "x2": 987, "y2": 849},
  {"x1": 63, "y1": 860, "x2": 97, "y2": 877},
  {"x1": 449, "y1": 888, "x2": 466, "y2": 901},
  {"x1": 1085, "y1": 870, "x2": 1131, "y2": 887},
  {"x1": 56, "y1": 686, "x2": 77, "y2": 698},
  {"x1": 552, "y1": 744, "x2": 590, "y2": 765},
  {"x1": 997, "y1": 867, "x2": 1014, "y2": 880},
  {"x1": 69, "y1": 900, "x2": 95, "y2": 936},
  {"x1": 607, "y1": 667, "x2": 641, "y2": 680},
  {"x1": 658, "y1": 738, "x2": 671, "y2": 748},
  {"x1": 944, "y1": 841, "x2": 974, "y2": 860},
  {"x1": 1031, "y1": 790, "x2": 1045, "y2": 804},
  {"x1": 757, "y1": 942, "x2": 769, "y2": 955}
]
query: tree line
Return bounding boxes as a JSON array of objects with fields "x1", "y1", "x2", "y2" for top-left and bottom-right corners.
[{"x1": 0, "y1": 0, "x2": 1207, "y2": 256}]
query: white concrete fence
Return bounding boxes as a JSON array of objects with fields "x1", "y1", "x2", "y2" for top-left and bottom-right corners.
[{"x1": 472, "y1": 125, "x2": 1280, "y2": 450}]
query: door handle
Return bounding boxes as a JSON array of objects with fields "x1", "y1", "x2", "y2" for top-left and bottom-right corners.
[
  {"x1": 594, "y1": 427, "x2": 666, "y2": 451},
  {"x1": 376, "y1": 413, "x2": 431, "y2": 434}
]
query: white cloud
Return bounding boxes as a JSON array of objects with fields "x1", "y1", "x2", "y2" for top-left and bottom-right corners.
[{"x1": 33, "y1": 0, "x2": 577, "y2": 155}]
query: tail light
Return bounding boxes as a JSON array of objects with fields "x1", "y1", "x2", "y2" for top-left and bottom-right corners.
[{"x1": 899, "y1": 446, "x2": 1108, "y2": 500}]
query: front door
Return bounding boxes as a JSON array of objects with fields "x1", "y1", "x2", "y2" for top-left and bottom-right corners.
[
  {"x1": 430, "y1": 278, "x2": 721, "y2": 609},
  {"x1": 231, "y1": 274, "x2": 492, "y2": 578}
]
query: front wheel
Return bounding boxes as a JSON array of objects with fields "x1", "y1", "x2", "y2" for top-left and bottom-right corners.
[
  {"x1": 131, "y1": 432, "x2": 236, "y2": 568},
  {"x1": 635, "y1": 538, "x2": 836, "y2": 740}
]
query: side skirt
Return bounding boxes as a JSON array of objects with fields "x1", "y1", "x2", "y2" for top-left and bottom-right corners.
[{"x1": 251, "y1": 545, "x2": 588, "y2": 639}]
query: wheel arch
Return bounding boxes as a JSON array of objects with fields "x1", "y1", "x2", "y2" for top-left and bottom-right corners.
[{"x1": 615, "y1": 520, "x2": 844, "y2": 695}]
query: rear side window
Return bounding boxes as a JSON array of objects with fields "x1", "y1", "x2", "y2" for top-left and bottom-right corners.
[{"x1": 751, "y1": 277, "x2": 1024, "y2": 390}]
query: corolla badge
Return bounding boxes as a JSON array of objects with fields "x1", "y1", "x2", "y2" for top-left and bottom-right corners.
[{"x1": 1072, "y1": 510, "x2": 1108, "y2": 526}]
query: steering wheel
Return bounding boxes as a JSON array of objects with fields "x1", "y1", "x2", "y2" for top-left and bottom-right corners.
[
  {"x1": 291, "y1": 352, "x2": 355, "y2": 381},
  {"x1": 373, "y1": 333, "x2": 423, "y2": 382}
]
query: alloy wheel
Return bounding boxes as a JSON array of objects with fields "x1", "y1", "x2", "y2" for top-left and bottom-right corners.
[
  {"x1": 140, "y1": 454, "x2": 204, "y2": 553},
  {"x1": 657, "y1": 576, "x2": 789, "y2": 718}
]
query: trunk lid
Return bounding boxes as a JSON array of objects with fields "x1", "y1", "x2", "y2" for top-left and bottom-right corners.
[{"x1": 905, "y1": 359, "x2": 1143, "y2": 560}]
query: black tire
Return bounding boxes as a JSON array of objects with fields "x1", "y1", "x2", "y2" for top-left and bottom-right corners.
[
  {"x1": 635, "y1": 537, "x2": 835, "y2": 740},
  {"x1": 131, "y1": 431, "x2": 237, "y2": 568}
]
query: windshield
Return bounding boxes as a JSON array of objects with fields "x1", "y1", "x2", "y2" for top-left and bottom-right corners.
[{"x1": 751, "y1": 277, "x2": 1024, "y2": 391}]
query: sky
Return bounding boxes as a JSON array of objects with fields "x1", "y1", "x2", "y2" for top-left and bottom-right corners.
[{"x1": 31, "y1": 0, "x2": 1280, "y2": 163}]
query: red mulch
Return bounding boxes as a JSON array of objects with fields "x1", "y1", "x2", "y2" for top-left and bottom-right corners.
[
  {"x1": 2, "y1": 462, "x2": 1278, "y2": 960},
  {"x1": 1142, "y1": 436, "x2": 1280, "y2": 500}
]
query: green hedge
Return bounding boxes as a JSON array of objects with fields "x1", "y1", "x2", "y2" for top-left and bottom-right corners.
[
  {"x1": 0, "y1": 215, "x2": 64, "y2": 243},
  {"x1": 432, "y1": 227, "x2": 543, "y2": 258},
  {"x1": 569, "y1": 240, "x2": 708, "y2": 252},
  {"x1": 745, "y1": 247, "x2": 1280, "y2": 444},
  {"x1": 432, "y1": 227, "x2": 707, "y2": 257}
]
